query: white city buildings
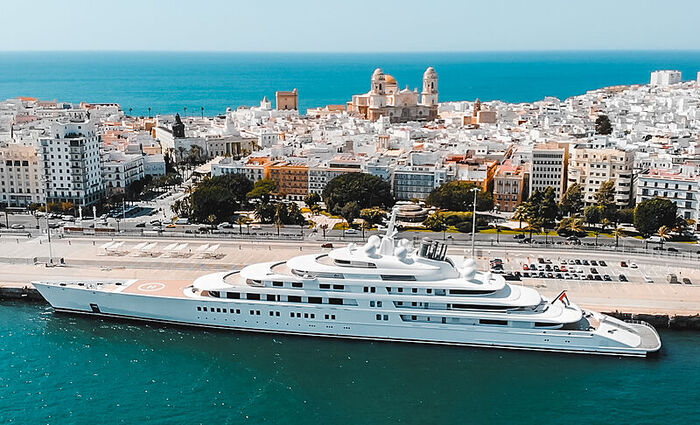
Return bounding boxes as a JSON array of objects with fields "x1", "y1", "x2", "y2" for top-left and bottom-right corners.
[
  {"x1": 650, "y1": 70, "x2": 682, "y2": 87},
  {"x1": 529, "y1": 142, "x2": 568, "y2": 201},
  {"x1": 0, "y1": 144, "x2": 45, "y2": 207},
  {"x1": 636, "y1": 168, "x2": 699, "y2": 222},
  {"x1": 39, "y1": 120, "x2": 104, "y2": 206},
  {"x1": 103, "y1": 152, "x2": 144, "y2": 195},
  {"x1": 568, "y1": 146, "x2": 634, "y2": 206}
]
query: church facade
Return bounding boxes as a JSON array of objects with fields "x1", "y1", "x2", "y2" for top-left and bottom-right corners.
[{"x1": 347, "y1": 67, "x2": 439, "y2": 123}]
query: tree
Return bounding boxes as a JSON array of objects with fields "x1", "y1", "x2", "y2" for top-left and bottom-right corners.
[
  {"x1": 236, "y1": 216, "x2": 247, "y2": 235},
  {"x1": 322, "y1": 173, "x2": 393, "y2": 215},
  {"x1": 557, "y1": 217, "x2": 584, "y2": 236},
  {"x1": 513, "y1": 204, "x2": 528, "y2": 235},
  {"x1": 613, "y1": 227, "x2": 625, "y2": 248},
  {"x1": 595, "y1": 114, "x2": 613, "y2": 135},
  {"x1": 254, "y1": 202, "x2": 276, "y2": 223},
  {"x1": 247, "y1": 178, "x2": 278, "y2": 203},
  {"x1": 426, "y1": 181, "x2": 493, "y2": 212},
  {"x1": 320, "y1": 223, "x2": 329, "y2": 239},
  {"x1": 657, "y1": 225, "x2": 672, "y2": 249},
  {"x1": 524, "y1": 187, "x2": 558, "y2": 236},
  {"x1": 584, "y1": 205, "x2": 602, "y2": 228},
  {"x1": 126, "y1": 178, "x2": 146, "y2": 201},
  {"x1": 340, "y1": 201, "x2": 360, "y2": 230},
  {"x1": 634, "y1": 197, "x2": 677, "y2": 237},
  {"x1": 616, "y1": 208, "x2": 635, "y2": 225},
  {"x1": 0, "y1": 202, "x2": 8, "y2": 228},
  {"x1": 595, "y1": 179, "x2": 617, "y2": 222},
  {"x1": 423, "y1": 213, "x2": 448, "y2": 240},
  {"x1": 190, "y1": 174, "x2": 253, "y2": 224},
  {"x1": 559, "y1": 183, "x2": 584, "y2": 217},
  {"x1": 274, "y1": 203, "x2": 285, "y2": 236},
  {"x1": 304, "y1": 193, "x2": 321, "y2": 208},
  {"x1": 360, "y1": 207, "x2": 387, "y2": 227}
]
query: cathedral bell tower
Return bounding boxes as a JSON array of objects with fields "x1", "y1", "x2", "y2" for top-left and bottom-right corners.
[
  {"x1": 371, "y1": 68, "x2": 386, "y2": 95},
  {"x1": 421, "y1": 66, "x2": 439, "y2": 106}
]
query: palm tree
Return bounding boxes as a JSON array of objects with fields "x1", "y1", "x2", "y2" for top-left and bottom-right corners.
[
  {"x1": 495, "y1": 226, "x2": 501, "y2": 243},
  {"x1": 274, "y1": 204, "x2": 285, "y2": 237},
  {"x1": 147, "y1": 107, "x2": 152, "y2": 118},
  {"x1": 201, "y1": 106, "x2": 205, "y2": 118},
  {"x1": 513, "y1": 205, "x2": 527, "y2": 235},
  {"x1": 613, "y1": 227, "x2": 625, "y2": 248},
  {"x1": 600, "y1": 218, "x2": 612, "y2": 234},
  {"x1": 658, "y1": 225, "x2": 672, "y2": 250},
  {"x1": 320, "y1": 223, "x2": 329, "y2": 239},
  {"x1": 236, "y1": 216, "x2": 247, "y2": 235},
  {"x1": 128, "y1": 107, "x2": 133, "y2": 116},
  {"x1": 568, "y1": 218, "x2": 584, "y2": 235}
]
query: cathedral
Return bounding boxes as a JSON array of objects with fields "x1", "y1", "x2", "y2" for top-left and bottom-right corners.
[{"x1": 347, "y1": 67, "x2": 439, "y2": 123}]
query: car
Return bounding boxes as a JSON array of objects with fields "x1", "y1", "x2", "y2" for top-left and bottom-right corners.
[
  {"x1": 491, "y1": 264, "x2": 504, "y2": 271},
  {"x1": 667, "y1": 247, "x2": 678, "y2": 252},
  {"x1": 218, "y1": 222, "x2": 233, "y2": 229},
  {"x1": 150, "y1": 219, "x2": 162, "y2": 226},
  {"x1": 135, "y1": 222, "x2": 146, "y2": 228},
  {"x1": 48, "y1": 223, "x2": 61, "y2": 229},
  {"x1": 547, "y1": 273, "x2": 554, "y2": 279},
  {"x1": 575, "y1": 259, "x2": 582, "y2": 265},
  {"x1": 590, "y1": 267, "x2": 598, "y2": 274},
  {"x1": 555, "y1": 273, "x2": 563, "y2": 279},
  {"x1": 630, "y1": 262, "x2": 638, "y2": 268},
  {"x1": 522, "y1": 264, "x2": 530, "y2": 271},
  {"x1": 560, "y1": 266, "x2": 568, "y2": 272},
  {"x1": 586, "y1": 274, "x2": 594, "y2": 280},
  {"x1": 582, "y1": 260, "x2": 590, "y2": 266},
  {"x1": 490, "y1": 268, "x2": 505, "y2": 274},
  {"x1": 643, "y1": 276, "x2": 653, "y2": 283},
  {"x1": 513, "y1": 234, "x2": 525, "y2": 239},
  {"x1": 523, "y1": 272, "x2": 531, "y2": 278},
  {"x1": 539, "y1": 272, "x2": 546, "y2": 278},
  {"x1": 590, "y1": 260, "x2": 598, "y2": 266},
  {"x1": 566, "y1": 235, "x2": 580, "y2": 241},
  {"x1": 620, "y1": 261, "x2": 628, "y2": 267},
  {"x1": 576, "y1": 267, "x2": 584, "y2": 274},
  {"x1": 530, "y1": 264, "x2": 536, "y2": 270},
  {"x1": 599, "y1": 261, "x2": 607, "y2": 267},
  {"x1": 682, "y1": 278, "x2": 692, "y2": 285},
  {"x1": 619, "y1": 274, "x2": 628, "y2": 282},
  {"x1": 61, "y1": 215, "x2": 76, "y2": 222},
  {"x1": 553, "y1": 266, "x2": 560, "y2": 272},
  {"x1": 10, "y1": 224, "x2": 25, "y2": 229},
  {"x1": 345, "y1": 228, "x2": 358, "y2": 234},
  {"x1": 594, "y1": 275, "x2": 603, "y2": 281},
  {"x1": 603, "y1": 275, "x2": 612, "y2": 281},
  {"x1": 166, "y1": 224, "x2": 176, "y2": 228},
  {"x1": 652, "y1": 246, "x2": 664, "y2": 251},
  {"x1": 538, "y1": 258, "x2": 546, "y2": 264},
  {"x1": 321, "y1": 243, "x2": 333, "y2": 248}
]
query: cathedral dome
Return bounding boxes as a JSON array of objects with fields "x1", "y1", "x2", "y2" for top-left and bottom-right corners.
[
  {"x1": 423, "y1": 66, "x2": 437, "y2": 78},
  {"x1": 372, "y1": 68, "x2": 385, "y2": 80},
  {"x1": 385, "y1": 74, "x2": 397, "y2": 85}
]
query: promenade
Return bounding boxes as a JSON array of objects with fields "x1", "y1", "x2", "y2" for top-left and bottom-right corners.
[{"x1": 0, "y1": 235, "x2": 698, "y2": 320}]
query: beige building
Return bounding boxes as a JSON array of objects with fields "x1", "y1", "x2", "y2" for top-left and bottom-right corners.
[
  {"x1": 493, "y1": 161, "x2": 528, "y2": 212},
  {"x1": 529, "y1": 142, "x2": 569, "y2": 201},
  {"x1": 276, "y1": 89, "x2": 299, "y2": 111},
  {"x1": 347, "y1": 67, "x2": 438, "y2": 123},
  {"x1": 568, "y1": 145, "x2": 634, "y2": 206},
  {"x1": 0, "y1": 144, "x2": 45, "y2": 207}
]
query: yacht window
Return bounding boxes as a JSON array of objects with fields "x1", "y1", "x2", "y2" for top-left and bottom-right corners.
[
  {"x1": 276, "y1": 312, "x2": 280, "y2": 317},
  {"x1": 210, "y1": 291, "x2": 220, "y2": 298},
  {"x1": 411, "y1": 315, "x2": 417, "y2": 320},
  {"x1": 309, "y1": 297, "x2": 322, "y2": 304},
  {"x1": 222, "y1": 308, "x2": 227, "y2": 313},
  {"x1": 383, "y1": 315, "x2": 388, "y2": 321},
  {"x1": 247, "y1": 293, "x2": 260, "y2": 301},
  {"x1": 324, "y1": 314, "x2": 329, "y2": 319},
  {"x1": 288, "y1": 295, "x2": 302, "y2": 303},
  {"x1": 272, "y1": 281, "x2": 284, "y2": 287},
  {"x1": 450, "y1": 289, "x2": 495, "y2": 295},
  {"x1": 310, "y1": 313, "x2": 315, "y2": 318},
  {"x1": 427, "y1": 289, "x2": 432, "y2": 294},
  {"x1": 267, "y1": 295, "x2": 275, "y2": 301},
  {"x1": 236, "y1": 309, "x2": 240, "y2": 314},
  {"x1": 197, "y1": 306, "x2": 201, "y2": 311},
  {"x1": 226, "y1": 292, "x2": 240, "y2": 299},
  {"x1": 370, "y1": 301, "x2": 375, "y2": 307},
  {"x1": 203, "y1": 307, "x2": 207, "y2": 312},
  {"x1": 376, "y1": 314, "x2": 381, "y2": 320},
  {"x1": 386, "y1": 287, "x2": 392, "y2": 292},
  {"x1": 250, "y1": 310, "x2": 255, "y2": 315},
  {"x1": 304, "y1": 313, "x2": 309, "y2": 318},
  {"x1": 230, "y1": 309, "x2": 235, "y2": 314},
  {"x1": 397, "y1": 301, "x2": 403, "y2": 306},
  {"x1": 320, "y1": 284, "x2": 331, "y2": 289},
  {"x1": 370, "y1": 287, "x2": 376, "y2": 293},
  {"x1": 269, "y1": 311, "x2": 274, "y2": 316},
  {"x1": 290, "y1": 312, "x2": 295, "y2": 318},
  {"x1": 363, "y1": 287, "x2": 368, "y2": 292},
  {"x1": 412, "y1": 288, "x2": 417, "y2": 293},
  {"x1": 331, "y1": 315, "x2": 336, "y2": 320},
  {"x1": 333, "y1": 284, "x2": 344, "y2": 290},
  {"x1": 453, "y1": 304, "x2": 507, "y2": 310},
  {"x1": 397, "y1": 288, "x2": 403, "y2": 293},
  {"x1": 329, "y1": 298, "x2": 343, "y2": 305},
  {"x1": 479, "y1": 319, "x2": 508, "y2": 326},
  {"x1": 292, "y1": 282, "x2": 303, "y2": 288},
  {"x1": 381, "y1": 275, "x2": 417, "y2": 281},
  {"x1": 535, "y1": 322, "x2": 555, "y2": 327},
  {"x1": 216, "y1": 308, "x2": 221, "y2": 312},
  {"x1": 377, "y1": 301, "x2": 382, "y2": 307}
]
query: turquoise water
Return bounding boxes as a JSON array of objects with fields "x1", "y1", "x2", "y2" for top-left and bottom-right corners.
[
  {"x1": 0, "y1": 301, "x2": 697, "y2": 424},
  {"x1": 1, "y1": 51, "x2": 700, "y2": 116}
]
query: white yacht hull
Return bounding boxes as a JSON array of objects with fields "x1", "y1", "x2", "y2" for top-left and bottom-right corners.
[{"x1": 34, "y1": 282, "x2": 661, "y2": 357}]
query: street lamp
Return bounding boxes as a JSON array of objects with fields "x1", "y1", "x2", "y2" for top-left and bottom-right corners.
[{"x1": 470, "y1": 187, "x2": 480, "y2": 259}]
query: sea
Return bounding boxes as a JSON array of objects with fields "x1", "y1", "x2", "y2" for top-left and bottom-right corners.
[
  {"x1": 0, "y1": 51, "x2": 700, "y2": 115},
  {"x1": 0, "y1": 301, "x2": 698, "y2": 424},
  {"x1": 2, "y1": 51, "x2": 700, "y2": 424}
]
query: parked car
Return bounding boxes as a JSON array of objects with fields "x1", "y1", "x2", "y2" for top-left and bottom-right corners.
[
  {"x1": 522, "y1": 264, "x2": 530, "y2": 271},
  {"x1": 150, "y1": 219, "x2": 162, "y2": 226},
  {"x1": 135, "y1": 222, "x2": 146, "y2": 228},
  {"x1": 603, "y1": 275, "x2": 612, "y2": 281},
  {"x1": 620, "y1": 261, "x2": 628, "y2": 267},
  {"x1": 682, "y1": 278, "x2": 692, "y2": 285},
  {"x1": 590, "y1": 260, "x2": 598, "y2": 266},
  {"x1": 619, "y1": 274, "x2": 628, "y2": 282},
  {"x1": 10, "y1": 224, "x2": 25, "y2": 230},
  {"x1": 667, "y1": 247, "x2": 678, "y2": 252},
  {"x1": 513, "y1": 234, "x2": 525, "y2": 239},
  {"x1": 590, "y1": 268, "x2": 598, "y2": 274},
  {"x1": 321, "y1": 243, "x2": 333, "y2": 248},
  {"x1": 345, "y1": 228, "x2": 358, "y2": 234},
  {"x1": 599, "y1": 260, "x2": 607, "y2": 267},
  {"x1": 586, "y1": 274, "x2": 594, "y2": 280},
  {"x1": 630, "y1": 262, "x2": 638, "y2": 268},
  {"x1": 594, "y1": 275, "x2": 603, "y2": 281}
]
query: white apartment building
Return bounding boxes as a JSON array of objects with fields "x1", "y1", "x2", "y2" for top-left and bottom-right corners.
[
  {"x1": 636, "y1": 168, "x2": 699, "y2": 224},
  {"x1": 529, "y1": 142, "x2": 568, "y2": 201},
  {"x1": 0, "y1": 144, "x2": 45, "y2": 207},
  {"x1": 39, "y1": 120, "x2": 103, "y2": 206},
  {"x1": 142, "y1": 154, "x2": 166, "y2": 176},
  {"x1": 103, "y1": 152, "x2": 144, "y2": 195},
  {"x1": 308, "y1": 157, "x2": 363, "y2": 195},
  {"x1": 650, "y1": 70, "x2": 682, "y2": 87},
  {"x1": 568, "y1": 146, "x2": 634, "y2": 206},
  {"x1": 211, "y1": 157, "x2": 268, "y2": 183}
]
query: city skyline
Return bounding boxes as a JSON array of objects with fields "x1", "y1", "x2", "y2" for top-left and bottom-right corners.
[{"x1": 3, "y1": 0, "x2": 700, "y2": 52}]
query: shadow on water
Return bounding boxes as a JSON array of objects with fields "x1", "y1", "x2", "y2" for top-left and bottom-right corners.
[{"x1": 1, "y1": 301, "x2": 698, "y2": 425}]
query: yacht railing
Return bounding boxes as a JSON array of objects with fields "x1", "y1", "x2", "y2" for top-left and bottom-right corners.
[{"x1": 624, "y1": 319, "x2": 661, "y2": 338}]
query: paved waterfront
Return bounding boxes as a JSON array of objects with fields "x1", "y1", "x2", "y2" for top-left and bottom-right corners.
[{"x1": 1, "y1": 236, "x2": 698, "y2": 315}]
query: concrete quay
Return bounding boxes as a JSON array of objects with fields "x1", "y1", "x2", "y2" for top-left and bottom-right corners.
[{"x1": 0, "y1": 236, "x2": 698, "y2": 329}]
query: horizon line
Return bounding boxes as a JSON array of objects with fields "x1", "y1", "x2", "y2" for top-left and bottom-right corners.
[{"x1": 2, "y1": 48, "x2": 700, "y2": 54}]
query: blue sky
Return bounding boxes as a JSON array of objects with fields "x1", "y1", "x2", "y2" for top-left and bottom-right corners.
[{"x1": 3, "y1": 0, "x2": 699, "y2": 52}]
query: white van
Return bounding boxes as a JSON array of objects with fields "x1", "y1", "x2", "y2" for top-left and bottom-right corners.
[{"x1": 175, "y1": 218, "x2": 189, "y2": 225}]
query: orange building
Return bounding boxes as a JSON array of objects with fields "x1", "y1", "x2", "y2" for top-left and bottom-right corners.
[
  {"x1": 493, "y1": 161, "x2": 528, "y2": 212},
  {"x1": 268, "y1": 161, "x2": 308, "y2": 200}
]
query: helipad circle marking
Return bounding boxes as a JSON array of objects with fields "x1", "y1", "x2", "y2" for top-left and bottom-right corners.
[{"x1": 138, "y1": 282, "x2": 166, "y2": 292}]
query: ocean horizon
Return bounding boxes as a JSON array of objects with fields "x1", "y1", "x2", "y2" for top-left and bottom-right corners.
[{"x1": 1, "y1": 50, "x2": 699, "y2": 116}]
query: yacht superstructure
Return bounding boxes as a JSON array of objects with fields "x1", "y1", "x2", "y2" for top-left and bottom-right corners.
[{"x1": 33, "y1": 210, "x2": 661, "y2": 357}]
